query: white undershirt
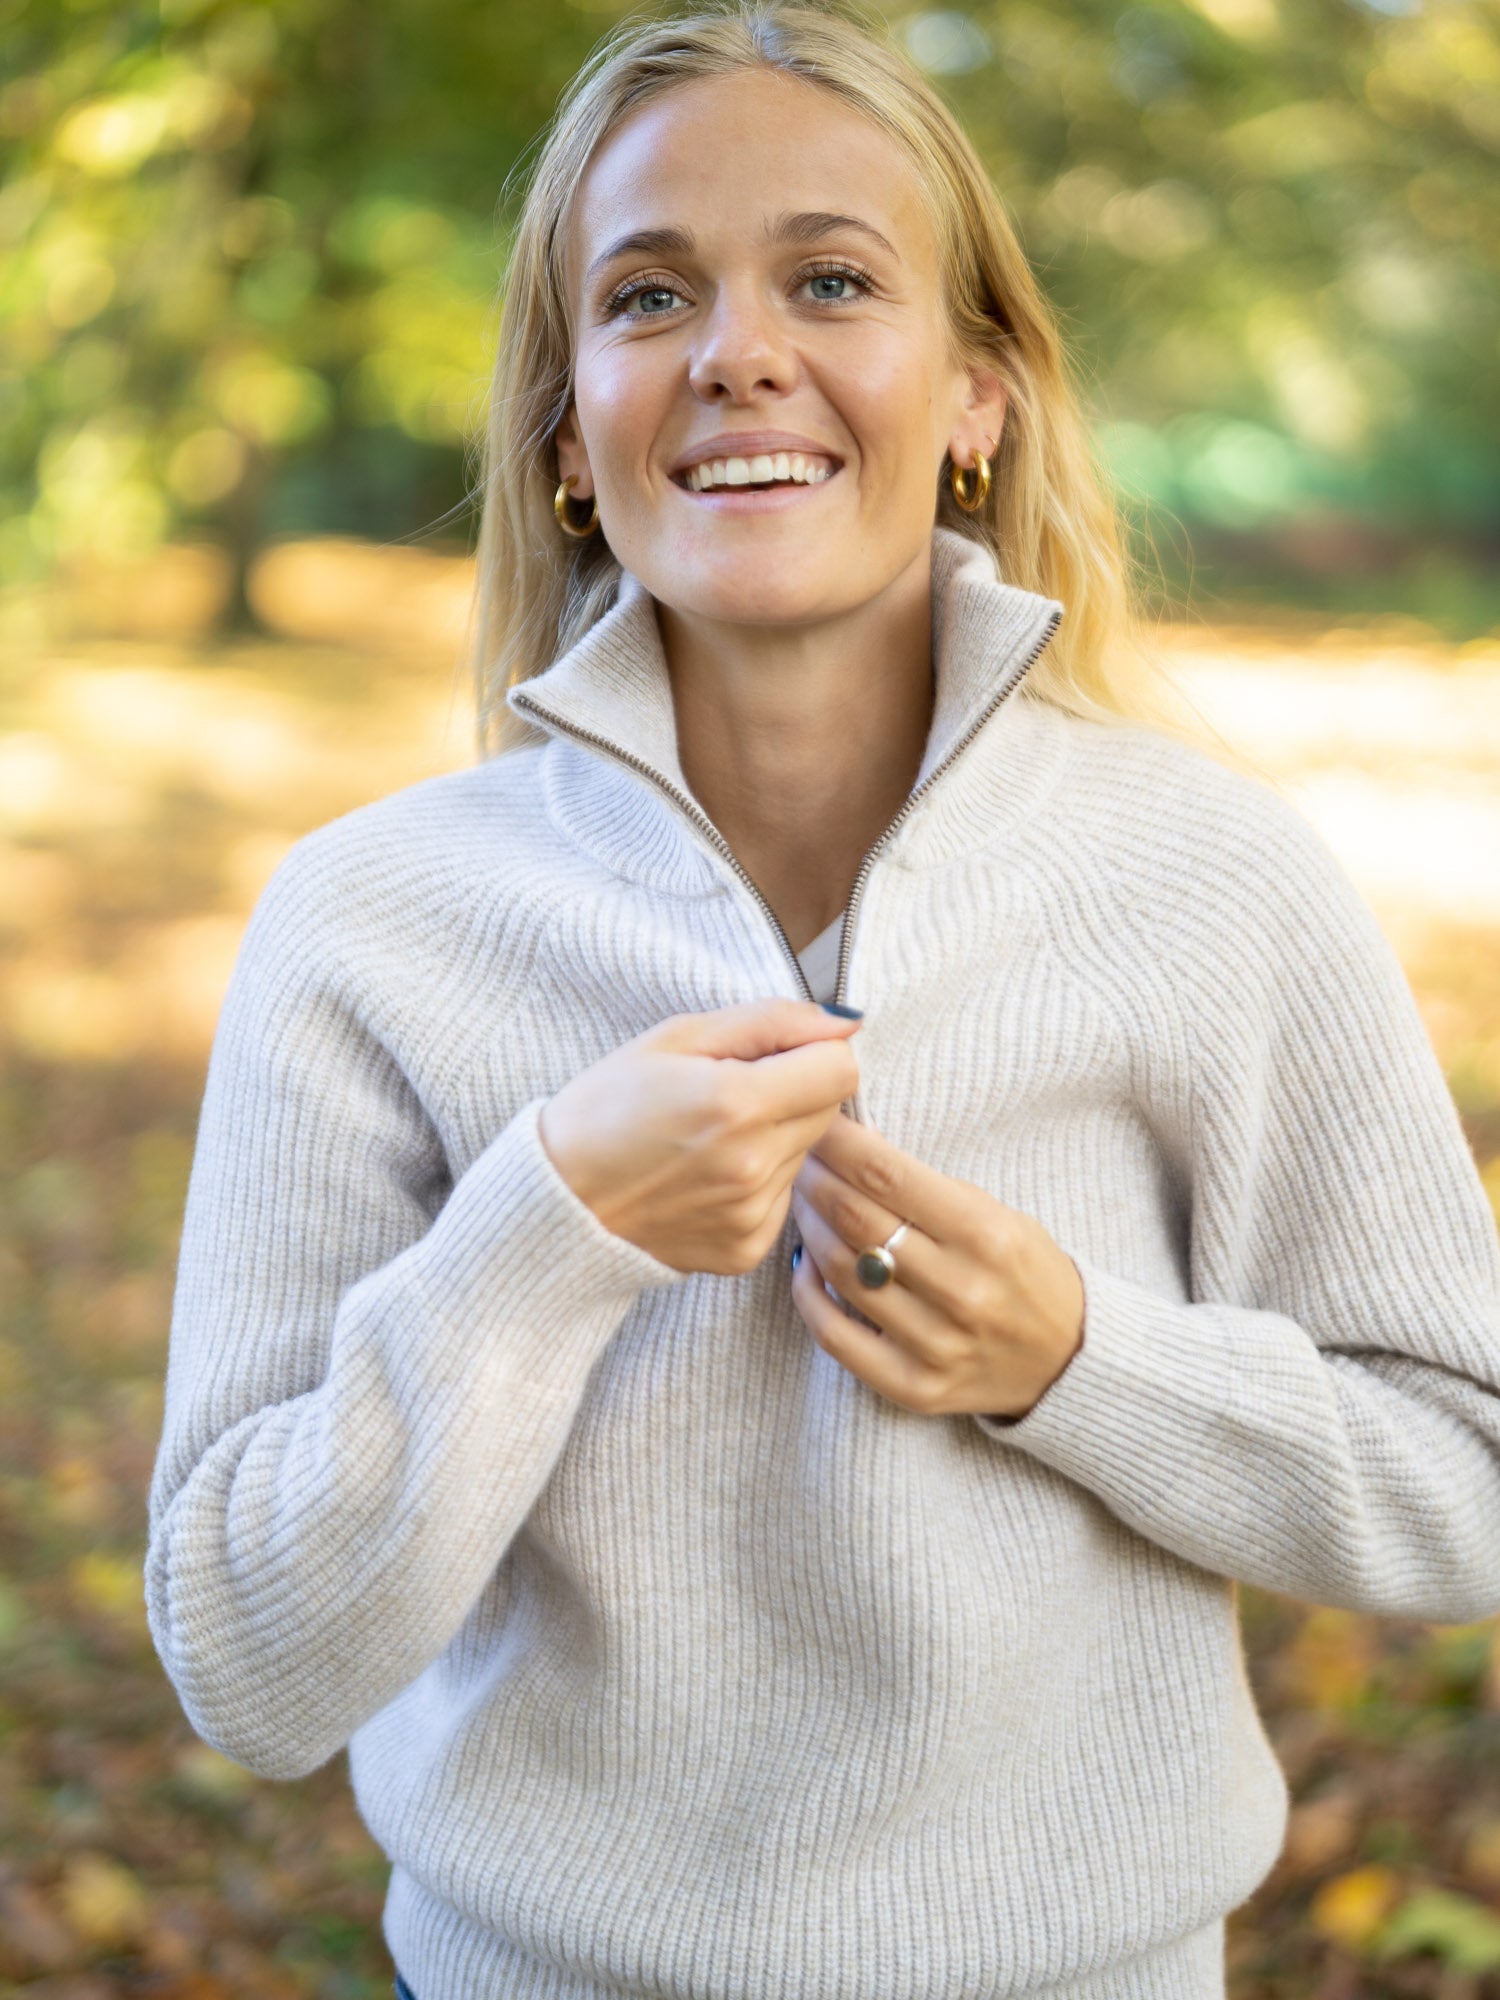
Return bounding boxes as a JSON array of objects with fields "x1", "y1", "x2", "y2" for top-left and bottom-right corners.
[{"x1": 794, "y1": 911, "x2": 845, "y2": 1004}]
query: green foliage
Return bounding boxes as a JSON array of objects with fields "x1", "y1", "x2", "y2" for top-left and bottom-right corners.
[
  {"x1": 0, "y1": 0, "x2": 604, "y2": 584},
  {"x1": 0, "y1": 0, "x2": 1496, "y2": 615},
  {"x1": 1373, "y1": 1888, "x2": 1500, "y2": 1971}
]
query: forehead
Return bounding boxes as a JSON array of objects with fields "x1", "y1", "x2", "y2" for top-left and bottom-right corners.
[{"x1": 568, "y1": 67, "x2": 934, "y2": 286}]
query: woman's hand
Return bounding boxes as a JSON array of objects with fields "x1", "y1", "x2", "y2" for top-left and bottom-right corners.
[
  {"x1": 789, "y1": 1111, "x2": 1085, "y2": 1421},
  {"x1": 539, "y1": 999, "x2": 862, "y2": 1277}
]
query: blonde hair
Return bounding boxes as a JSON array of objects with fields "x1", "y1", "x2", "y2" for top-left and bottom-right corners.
[{"x1": 470, "y1": 0, "x2": 1186, "y2": 759}]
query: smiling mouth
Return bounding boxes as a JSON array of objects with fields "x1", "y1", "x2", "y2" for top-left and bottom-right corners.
[{"x1": 674, "y1": 450, "x2": 841, "y2": 492}]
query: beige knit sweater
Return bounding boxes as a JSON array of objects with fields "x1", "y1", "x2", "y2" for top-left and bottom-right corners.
[{"x1": 147, "y1": 528, "x2": 1500, "y2": 2000}]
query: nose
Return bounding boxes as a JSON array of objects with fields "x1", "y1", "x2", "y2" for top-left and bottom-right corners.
[{"x1": 686, "y1": 281, "x2": 797, "y2": 403}]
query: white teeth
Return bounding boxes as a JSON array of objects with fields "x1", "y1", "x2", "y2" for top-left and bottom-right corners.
[{"x1": 682, "y1": 452, "x2": 836, "y2": 491}]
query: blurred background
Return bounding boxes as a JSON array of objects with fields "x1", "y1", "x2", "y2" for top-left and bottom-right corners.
[{"x1": 1, "y1": 0, "x2": 1499, "y2": 1995}]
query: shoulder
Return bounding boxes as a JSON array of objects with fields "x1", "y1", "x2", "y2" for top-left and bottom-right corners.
[
  {"x1": 284, "y1": 745, "x2": 546, "y2": 874},
  {"x1": 236, "y1": 747, "x2": 552, "y2": 972},
  {"x1": 1048, "y1": 707, "x2": 1360, "y2": 916},
  {"x1": 260, "y1": 746, "x2": 545, "y2": 902},
  {"x1": 1036, "y1": 704, "x2": 1389, "y2": 985}
]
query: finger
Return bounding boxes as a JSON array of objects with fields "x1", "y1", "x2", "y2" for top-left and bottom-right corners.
[
  {"x1": 795, "y1": 1146, "x2": 905, "y2": 1248},
  {"x1": 764, "y1": 1098, "x2": 849, "y2": 1180},
  {"x1": 725, "y1": 1031, "x2": 861, "y2": 1132},
  {"x1": 648, "y1": 1005, "x2": 859, "y2": 1134},
  {"x1": 791, "y1": 1242, "x2": 933, "y2": 1412},
  {"x1": 654, "y1": 996, "x2": 862, "y2": 1065},
  {"x1": 808, "y1": 1111, "x2": 993, "y2": 1250},
  {"x1": 793, "y1": 1157, "x2": 989, "y2": 1335},
  {"x1": 756, "y1": 1133, "x2": 821, "y2": 1217},
  {"x1": 791, "y1": 1186, "x2": 956, "y2": 1368}
]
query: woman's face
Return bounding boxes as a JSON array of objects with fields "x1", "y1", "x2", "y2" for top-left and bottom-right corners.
[{"x1": 557, "y1": 66, "x2": 1005, "y2": 629}]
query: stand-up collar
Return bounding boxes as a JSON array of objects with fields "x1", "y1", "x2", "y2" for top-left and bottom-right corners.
[{"x1": 504, "y1": 526, "x2": 1066, "y2": 891}]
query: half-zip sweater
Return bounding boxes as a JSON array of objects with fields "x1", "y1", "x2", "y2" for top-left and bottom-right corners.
[{"x1": 147, "y1": 526, "x2": 1500, "y2": 2000}]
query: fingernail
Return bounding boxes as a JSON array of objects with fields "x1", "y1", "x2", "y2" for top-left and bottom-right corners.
[
  {"x1": 790, "y1": 1243, "x2": 803, "y2": 1271},
  {"x1": 819, "y1": 1001, "x2": 863, "y2": 1019}
]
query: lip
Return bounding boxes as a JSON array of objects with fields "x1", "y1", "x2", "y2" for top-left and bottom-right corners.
[
  {"x1": 668, "y1": 432, "x2": 845, "y2": 481},
  {"x1": 675, "y1": 472, "x2": 840, "y2": 510}
]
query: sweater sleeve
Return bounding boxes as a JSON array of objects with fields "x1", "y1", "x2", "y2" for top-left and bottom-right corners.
[
  {"x1": 144, "y1": 837, "x2": 681, "y2": 1780},
  {"x1": 972, "y1": 792, "x2": 1500, "y2": 1625}
]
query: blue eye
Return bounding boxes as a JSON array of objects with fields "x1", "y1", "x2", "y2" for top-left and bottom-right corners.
[
  {"x1": 798, "y1": 260, "x2": 876, "y2": 305},
  {"x1": 600, "y1": 276, "x2": 688, "y2": 319},
  {"x1": 601, "y1": 259, "x2": 875, "y2": 321},
  {"x1": 628, "y1": 286, "x2": 683, "y2": 316}
]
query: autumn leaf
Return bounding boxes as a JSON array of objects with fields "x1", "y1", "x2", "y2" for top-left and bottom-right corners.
[
  {"x1": 68, "y1": 1550, "x2": 147, "y2": 1631},
  {"x1": 1309, "y1": 1865, "x2": 1403, "y2": 1949},
  {"x1": 58, "y1": 1850, "x2": 148, "y2": 1948}
]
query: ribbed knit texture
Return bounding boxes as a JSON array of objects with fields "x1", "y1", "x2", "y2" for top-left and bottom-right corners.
[{"x1": 147, "y1": 528, "x2": 1500, "y2": 2000}]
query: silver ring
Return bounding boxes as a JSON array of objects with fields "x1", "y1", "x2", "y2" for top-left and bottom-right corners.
[{"x1": 854, "y1": 1220, "x2": 910, "y2": 1290}]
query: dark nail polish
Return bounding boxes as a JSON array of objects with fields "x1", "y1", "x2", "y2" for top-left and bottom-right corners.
[
  {"x1": 790, "y1": 1244, "x2": 803, "y2": 1271},
  {"x1": 819, "y1": 1001, "x2": 863, "y2": 1019}
]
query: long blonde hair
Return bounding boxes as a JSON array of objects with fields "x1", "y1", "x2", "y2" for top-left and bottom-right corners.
[{"x1": 470, "y1": 0, "x2": 1183, "y2": 759}]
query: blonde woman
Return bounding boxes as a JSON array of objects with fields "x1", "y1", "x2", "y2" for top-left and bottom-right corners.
[{"x1": 146, "y1": 5, "x2": 1500, "y2": 1997}]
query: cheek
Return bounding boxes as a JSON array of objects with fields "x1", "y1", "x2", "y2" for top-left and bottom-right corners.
[
  {"x1": 828, "y1": 338, "x2": 949, "y2": 473},
  {"x1": 574, "y1": 343, "x2": 669, "y2": 478}
]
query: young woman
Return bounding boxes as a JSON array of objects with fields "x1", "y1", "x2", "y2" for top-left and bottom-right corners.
[{"x1": 146, "y1": 5, "x2": 1500, "y2": 1997}]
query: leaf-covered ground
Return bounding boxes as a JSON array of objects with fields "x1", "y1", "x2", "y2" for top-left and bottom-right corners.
[{"x1": 2, "y1": 549, "x2": 1498, "y2": 1997}]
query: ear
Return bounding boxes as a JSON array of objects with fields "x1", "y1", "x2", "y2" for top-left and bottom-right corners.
[
  {"x1": 950, "y1": 364, "x2": 1008, "y2": 469},
  {"x1": 555, "y1": 406, "x2": 593, "y2": 497}
]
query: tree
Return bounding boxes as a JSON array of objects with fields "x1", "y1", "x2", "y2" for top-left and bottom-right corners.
[{"x1": 1, "y1": 0, "x2": 1496, "y2": 631}]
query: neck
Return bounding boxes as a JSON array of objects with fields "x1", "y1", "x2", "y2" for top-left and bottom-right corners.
[{"x1": 657, "y1": 550, "x2": 936, "y2": 956}]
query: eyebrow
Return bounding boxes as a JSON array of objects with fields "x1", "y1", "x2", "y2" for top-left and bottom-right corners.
[
  {"x1": 775, "y1": 210, "x2": 901, "y2": 260},
  {"x1": 585, "y1": 226, "x2": 694, "y2": 290},
  {"x1": 584, "y1": 209, "x2": 901, "y2": 289}
]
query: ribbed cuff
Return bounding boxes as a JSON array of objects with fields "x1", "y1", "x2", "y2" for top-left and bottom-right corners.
[
  {"x1": 969, "y1": 1259, "x2": 1230, "y2": 1516},
  {"x1": 397, "y1": 1094, "x2": 683, "y2": 1395}
]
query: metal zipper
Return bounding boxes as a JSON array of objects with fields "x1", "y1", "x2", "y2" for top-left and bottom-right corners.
[
  {"x1": 508, "y1": 604, "x2": 1062, "y2": 1081},
  {"x1": 507, "y1": 698, "x2": 824, "y2": 1005},
  {"x1": 829, "y1": 606, "x2": 1062, "y2": 1007}
]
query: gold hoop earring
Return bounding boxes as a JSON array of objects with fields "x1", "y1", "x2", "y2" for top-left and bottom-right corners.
[
  {"x1": 554, "y1": 475, "x2": 599, "y2": 539},
  {"x1": 949, "y1": 451, "x2": 991, "y2": 513}
]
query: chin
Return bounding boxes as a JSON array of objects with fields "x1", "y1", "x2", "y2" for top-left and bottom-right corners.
[{"x1": 646, "y1": 547, "x2": 858, "y2": 629}]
